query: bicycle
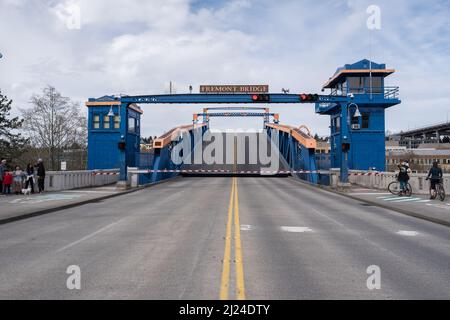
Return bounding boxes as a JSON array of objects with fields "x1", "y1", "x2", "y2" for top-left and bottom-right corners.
[
  {"x1": 388, "y1": 180, "x2": 412, "y2": 197},
  {"x1": 427, "y1": 178, "x2": 445, "y2": 201}
]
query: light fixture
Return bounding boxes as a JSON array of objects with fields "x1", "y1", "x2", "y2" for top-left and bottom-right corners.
[
  {"x1": 348, "y1": 103, "x2": 361, "y2": 118},
  {"x1": 107, "y1": 105, "x2": 115, "y2": 117}
]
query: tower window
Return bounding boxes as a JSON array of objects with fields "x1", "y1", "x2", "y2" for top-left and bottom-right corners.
[
  {"x1": 114, "y1": 116, "x2": 120, "y2": 129},
  {"x1": 103, "y1": 115, "x2": 110, "y2": 129},
  {"x1": 362, "y1": 113, "x2": 370, "y2": 129},
  {"x1": 93, "y1": 115, "x2": 100, "y2": 129},
  {"x1": 128, "y1": 117, "x2": 136, "y2": 133}
]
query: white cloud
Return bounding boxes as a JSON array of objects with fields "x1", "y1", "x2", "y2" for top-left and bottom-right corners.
[{"x1": 0, "y1": 0, "x2": 449, "y2": 137}]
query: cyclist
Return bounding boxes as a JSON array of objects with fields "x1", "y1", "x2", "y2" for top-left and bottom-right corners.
[
  {"x1": 426, "y1": 161, "x2": 443, "y2": 199},
  {"x1": 396, "y1": 160, "x2": 411, "y2": 196}
]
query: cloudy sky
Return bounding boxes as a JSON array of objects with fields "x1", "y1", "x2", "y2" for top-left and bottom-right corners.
[{"x1": 1, "y1": 0, "x2": 449, "y2": 137}]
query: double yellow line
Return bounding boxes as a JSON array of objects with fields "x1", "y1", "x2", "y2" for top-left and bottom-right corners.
[{"x1": 220, "y1": 177, "x2": 246, "y2": 300}]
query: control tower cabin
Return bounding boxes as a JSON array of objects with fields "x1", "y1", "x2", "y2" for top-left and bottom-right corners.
[{"x1": 316, "y1": 59, "x2": 401, "y2": 172}]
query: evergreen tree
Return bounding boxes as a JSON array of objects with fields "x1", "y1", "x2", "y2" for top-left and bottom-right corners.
[{"x1": 0, "y1": 89, "x2": 28, "y2": 163}]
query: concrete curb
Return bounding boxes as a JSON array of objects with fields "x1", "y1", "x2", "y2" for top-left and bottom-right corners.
[
  {"x1": 0, "y1": 176, "x2": 182, "y2": 226},
  {"x1": 289, "y1": 177, "x2": 450, "y2": 228}
]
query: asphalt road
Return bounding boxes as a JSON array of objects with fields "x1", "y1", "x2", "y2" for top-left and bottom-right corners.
[{"x1": 0, "y1": 176, "x2": 449, "y2": 299}]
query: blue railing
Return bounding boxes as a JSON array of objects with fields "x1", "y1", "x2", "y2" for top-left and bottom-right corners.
[{"x1": 329, "y1": 86, "x2": 400, "y2": 99}]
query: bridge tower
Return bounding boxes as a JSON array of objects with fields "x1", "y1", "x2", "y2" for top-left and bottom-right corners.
[
  {"x1": 316, "y1": 59, "x2": 401, "y2": 175},
  {"x1": 85, "y1": 96, "x2": 142, "y2": 170}
]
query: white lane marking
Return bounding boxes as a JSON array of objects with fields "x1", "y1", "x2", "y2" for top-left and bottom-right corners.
[
  {"x1": 280, "y1": 226, "x2": 313, "y2": 233},
  {"x1": 311, "y1": 208, "x2": 346, "y2": 228},
  {"x1": 62, "y1": 190, "x2": 116, "y2": 194},
  {"x1": 377, "y1": 196, "x2": 398, "y2": 200},
  {"x1": 8, "y1": 194, "x2": 82, "y2": 204},
  {"x1": 397, "y1": 230, "x2": 419, "y2": 237},
  {"x1": 389, "y1": 198, "x2": 422, "y2": 203},
  {"x1": 415, "y1": 200, "x2": 432, "y2": 203},
  {"x1": 351, "y1": 193, "x2": 391, "y2": 196},
  {"x1": 56, "y1": 218, "x2": 127, "y2": 253},
  {"x1": 382, "y1": 197, "x2": 420, "y2": 202},
  {"x1": 240, "y1": 224, "x2": 253, "y2": 231}
]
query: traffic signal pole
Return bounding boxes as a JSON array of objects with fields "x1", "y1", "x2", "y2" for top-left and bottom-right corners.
[
  {"x1": 340, "y1": 102, "x2": 349, "y2": 183},
  {"x1": 117, "y1": 102, "x2": 128, "y2": 188}
]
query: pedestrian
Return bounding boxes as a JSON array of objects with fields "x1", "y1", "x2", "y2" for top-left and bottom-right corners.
[
  {"x1": 396, "y1": 160, "x2": 411, "y2": 196},
  {"x1": 12, "y1": 165, "x2": 25, "y2": 195},
  {"x1": 2, "y1": 170, "x2": 12, "y2": 195},
  {"x1": 36, "y1": 158, "x2": 46, "y2": 193},
  {"x1": 25, "y1": 163, "x2": 35, "y2": 194},
  {"x1": 426, "y1": 161, "x2": 443, "y2": 200},
  {"x1": 0, "y1": 159, "x2": 6, "y2": 195}
]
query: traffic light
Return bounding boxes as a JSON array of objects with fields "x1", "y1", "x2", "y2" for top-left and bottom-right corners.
[
  {"x1": 300, "y1": 93, "x2": 319, "y2": 102},
  {"x1": 342, "y1": 143, "x2": 350, "y2": 152},
  {"x1": 118, "y1": 141, "x2": 126, "y2": 150},
  {"x1": 251, "y1": 94, "x2": 270, "y2": 102}
]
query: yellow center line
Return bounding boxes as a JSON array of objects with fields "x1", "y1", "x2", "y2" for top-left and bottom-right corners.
[
  {"x1": 234, "y1": 177, "x2": 246, "y2": 300},
  {"x1": 220, "y1": 136, "x2": 246, "y2": 300},
  {"x1": 219, "y1": 177, "x2": 246, "y2": 300},
  {"x1": 220, "y1": 177, "x2": 235, "y2": 300}
]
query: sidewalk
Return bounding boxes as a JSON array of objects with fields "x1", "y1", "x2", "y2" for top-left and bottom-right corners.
[
  {"x1": 0, "y1": 186, "x2": 136, "y2": 225},
  {"x1": 337, "y1": 186, "x2": 450, "y2": 227}
]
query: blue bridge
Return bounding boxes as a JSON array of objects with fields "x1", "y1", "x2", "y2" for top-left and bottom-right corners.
[{"x1": 85, "y1": 59, "x2": 401, "y2": 187}]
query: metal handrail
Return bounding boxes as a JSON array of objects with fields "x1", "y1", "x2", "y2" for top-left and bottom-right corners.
[{"x1": 328, "y1": 86, "x2": 399, "y2": 99}]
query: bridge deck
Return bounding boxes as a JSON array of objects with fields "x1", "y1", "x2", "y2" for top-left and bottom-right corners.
[{"x1": 0, "y1": 176, "x2": 449, "y2": 299}]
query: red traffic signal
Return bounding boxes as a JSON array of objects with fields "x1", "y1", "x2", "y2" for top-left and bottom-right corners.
[
  {"x1": 300, "y1": 93, "x2": 319, "y2": 102},
  {"x1": 342, "y1": 143, "x2": 350, "y2": 152},
  {"x1": 118, "y1": 141, "x2": 126, "y2": 150},
  {"x1": 251, "y1": 94, "x2": 270, "y2": 102}
]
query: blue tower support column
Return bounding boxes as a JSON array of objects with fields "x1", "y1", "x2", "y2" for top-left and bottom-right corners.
[
  {"x1": 316, "y1": 59, "x2": 401, "y2": 179},
  {"x1": 340, "y1": 102, "x2": 349, "y2": 183}
]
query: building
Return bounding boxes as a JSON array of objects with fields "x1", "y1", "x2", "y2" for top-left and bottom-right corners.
[
  {"x1": 385, "y1": 140, "x2": 407, "y2": 152},
  {"x1": 390, "y1": 121, "x2": 450, "y2": 149},
  {"x1": 317, "y1": 59, "x2": 401, "y2": 172},
  {"x1": 386, "y1": 120, "x2": 450, "y2": 172},
  {"x1": 86, "y1": 96, "x2": 143, "y2": 170},
  {"x1": 315, "y1": 141, "x2": 331, "y2": 170},
  {"x1": 386, "y1": 149, "x2": 450, "y2": 173}
]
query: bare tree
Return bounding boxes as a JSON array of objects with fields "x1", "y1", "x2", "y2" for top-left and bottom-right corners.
[{"x1": 21, "y1": 86, "x2": 87, "y2": 170}]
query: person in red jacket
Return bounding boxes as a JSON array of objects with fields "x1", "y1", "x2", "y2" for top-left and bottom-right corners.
[{"x1": 2, "y1": 170, "x2": 12, "y2": 195}]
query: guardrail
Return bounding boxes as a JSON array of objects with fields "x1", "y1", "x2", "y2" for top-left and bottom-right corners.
[
  {"x1": 44, "y1": 169, "x2": 119, "y2": 191},
  {"x1": 329, "y1": 86, "x2": 399, "y2": 99},
  {"x1": 330, "y1": 169, "x2": 449, "y2": 195}
]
